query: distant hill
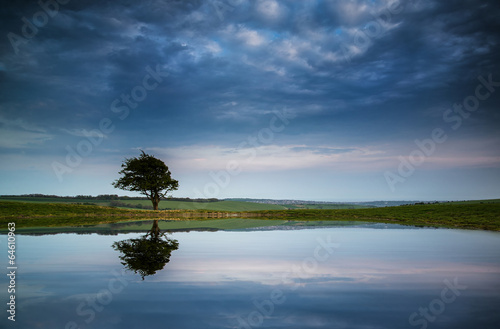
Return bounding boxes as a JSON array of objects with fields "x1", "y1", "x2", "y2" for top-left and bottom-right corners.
[
  {"x1": 224, "y1": 198, "x2": 423, "y2": 208},
  {"x1": 2, "y1": 195, "x2": 498, "y2": 212}
]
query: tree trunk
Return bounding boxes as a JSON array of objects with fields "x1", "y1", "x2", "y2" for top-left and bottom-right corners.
[
  {"x1": 150, "y1": 220, "x2": 160, "y2": 238},
  {"x1": 151, "y1": 194, "x2": 159, "y2": 210}
]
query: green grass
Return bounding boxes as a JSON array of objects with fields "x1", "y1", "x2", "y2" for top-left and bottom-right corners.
[
  {"x1": 0, "y1": 200, "x2": 285, "y2": 230},
  {"x1": 111, "y1": 200, "x2": 286, "y2": 211},
  {"x1": 176, "y1": 200, "x2": 285, "y2": 211},
  {"x1": 251, "y1": 202, "x2": 500, "y2": 231},
  {"x1": 440, "y1": 199, "x2": 500, "y2": 204},
  {"x1": 286, "y1": 204, "x2": 373, "y2": 210},
  {"x1": 1, "y1": 199, "x2": 499, "y2": 232},
  {"x1": 119, "y1": 199, "x2": 286, "y2": 211},
  {"x1": 0, "y1": 197, "x2": 285, "y2": 211},
  {"x1": 0, "y1": 201, "x2": 151, "y2": 227}
]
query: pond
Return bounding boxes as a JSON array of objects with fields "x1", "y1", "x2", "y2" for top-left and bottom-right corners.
[{"x1": 2, "y1": 222, "x2": 500, "y2": 328}]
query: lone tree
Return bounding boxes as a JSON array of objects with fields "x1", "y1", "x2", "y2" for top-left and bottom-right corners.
[{"x1": 113, "y1": 151, "x2": 179, "y2": 210}]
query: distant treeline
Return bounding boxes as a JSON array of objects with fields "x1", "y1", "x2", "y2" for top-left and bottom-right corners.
[
  {"x1": 0, "y1": 194, "x2": 219, "y2": 203},
  {"x1": 401, "y1": 201, "x2": 441, "y2": 206}
]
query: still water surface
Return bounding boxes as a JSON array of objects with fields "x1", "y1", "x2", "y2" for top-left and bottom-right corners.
[{"x1": 2, "y1": 224, "x2": 500, "y2": 328}]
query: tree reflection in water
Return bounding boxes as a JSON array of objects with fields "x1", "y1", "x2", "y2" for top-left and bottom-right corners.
[{"x1": 112, "y1": 220, "x2": 179, "y2": 280}]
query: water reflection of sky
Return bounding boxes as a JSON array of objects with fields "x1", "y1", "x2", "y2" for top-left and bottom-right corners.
[{"x1": 1, "y1": 227, "x2": 500, "y2": 328}]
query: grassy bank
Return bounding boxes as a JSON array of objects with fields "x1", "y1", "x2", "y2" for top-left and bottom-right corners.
[
  {"x1": 253, "y1": 201, "x2": 500, "y2": 231},
  {"x1": 0, "y1": 195, "x2": 377, "y2": 210},
  {"x1": 0, "y1": 196, "x2": 286, "y2": 211},
  {"x1": 1, "y1": 199, "x2": 499, "y2": 232},
  {"x1": 0, "y1": 201, "x2": 250, "y2": 228}
]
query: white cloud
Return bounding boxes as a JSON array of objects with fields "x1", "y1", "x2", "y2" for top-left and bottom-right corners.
[
  {"x1": 239, "y1": 29, "x2": 266, "y2": 47},
  {"x1": 145, "y1": 144, "x2": 389, "y2": 173},
  {"x1": 204, "y1": 40, "x2": 222, "y2": 54},
  {"x1": 60, "y1": 128, "x2": 108, "y2": 139},
  {"x1": 0, "y1": 115, "x2": 47, "y2": 133},
  {"x1": 0, "y1": 129, "x2": 53, "y2": 149},
  {"x1": 335, "y1": 0, "x2": 370, "y2": 25},
  {"x1": 0, "y1": 116, "x2": 53, "y2": 149},
  {"x1": 256, "y1": 0, "x2": 285, "y2": 22},
  {"x1": 223, "y1": 24, "x2": 267, "y2": 47},
  {"x1": 146, "y1": 137, "x2": 500, "y2": 176}
]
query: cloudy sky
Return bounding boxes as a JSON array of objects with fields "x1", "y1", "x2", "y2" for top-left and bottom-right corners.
[{"x1": 0, "y1": 0, "x2": 499, "y2": 201}]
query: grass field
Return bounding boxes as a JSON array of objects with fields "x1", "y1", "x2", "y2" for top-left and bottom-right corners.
[
  {"x1": 0, "y1": 196, "x2": 286, "y2": 211},
  {"x1": 256, "y1": 201, "x2": 500, "y2": 231},
  {"x1": 156, "y1": 200, "x2": 286, "y2": 211},
  {"x1": 0, "y1": 196, "x2": 378, "y2": 210},
  {"x1": 285, "y1": 204, "x2": 373, "y2": 210},
  {"x1": 1, "y1": 199, "x2": 500, "y2": 232}
]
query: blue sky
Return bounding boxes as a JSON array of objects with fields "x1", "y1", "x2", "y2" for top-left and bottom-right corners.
[{"x1": 0, "y1": 0, "x2": 499, "y2": 201}]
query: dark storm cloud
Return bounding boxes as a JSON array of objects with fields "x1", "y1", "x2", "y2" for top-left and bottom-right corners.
[
  {"x1": 2, "y1": 2, "x2": 498, "y2": 118},
  {"x1": 1, "y1": 0, "x2": 499, "y2": 187}
]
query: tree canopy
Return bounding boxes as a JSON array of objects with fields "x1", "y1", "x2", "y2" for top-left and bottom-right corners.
[
  {"x1": 112, "y1": 151, "x2": 179, "y2": 210},
  {"x1": 112, "y1": 220, "x2": 179, "y2": 280}
]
